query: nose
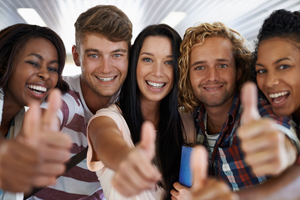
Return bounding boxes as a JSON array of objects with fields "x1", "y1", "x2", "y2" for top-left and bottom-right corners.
[
  {"x1": 265, "y1": 71, "x2": 279, "y2": 87},
  {"x1": 37, "y1": 68, "x2": 50, "y2": 80},
  {"x1": 152, "y1": 62, "x2": 164, "y2": 77},
  {"x1": 207, "y1": 67, "x2": 218, "y2": 82},
  {"x1": 100, "y1": 57, "x2": 112, "y2": 74}
]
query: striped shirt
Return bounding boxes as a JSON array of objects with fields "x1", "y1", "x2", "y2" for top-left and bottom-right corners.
[
  {"x1": 33, "y1": 75, "x2": 105, "y2": 200},
  {"x1": 194, "y1": 92, "x2": 300, "y2": 191}
]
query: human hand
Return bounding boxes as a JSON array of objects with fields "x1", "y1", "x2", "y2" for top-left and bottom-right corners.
[
  {"x1": 170, "y1": 182, "x2": 192, "y2": 200},
  {"x1": 18, "y1": 89, "x2": 72, "y2": 187},
  {"x1": 191, "y1": 146, "x2": 239, "y2": 200},
  {"x1": 111, "y1": 121, "x2": 161, "y2": 197},
  {"x1": 238, "y1": 82, "x2": 297, "y2": 177},
  {"x1": 0, "y1": 138, "x2": 40, "y2": 193}
]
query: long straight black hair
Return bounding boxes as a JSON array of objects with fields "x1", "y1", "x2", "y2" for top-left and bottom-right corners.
[{"x1": 119, "y1": 24, "x2": 185, "y2": 199}]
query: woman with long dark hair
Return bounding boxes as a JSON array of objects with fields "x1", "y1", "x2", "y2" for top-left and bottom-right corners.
[{"x1": 87, "y1": 24, "x2": 185, "y2": 200}]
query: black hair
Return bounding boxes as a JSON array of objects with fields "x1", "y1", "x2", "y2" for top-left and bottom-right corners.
[
  {"x1": 119, "y1": 24, "x2": 185, "y2": 200},
  {"x1": 0, "y1": 23, "x2": 68, "y2": 93},
  {"x1": 251, "y1": 9, "x2": 300, "y2": 99}
]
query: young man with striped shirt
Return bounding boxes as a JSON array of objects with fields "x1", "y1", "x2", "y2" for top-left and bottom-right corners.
[{"x1": 31, "y1": 5, "x2": 132, "y2": 200}]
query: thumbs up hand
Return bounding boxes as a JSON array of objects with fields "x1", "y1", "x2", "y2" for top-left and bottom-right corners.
[
  {"x1": 190, "y1": 146, "x2": 239, "y2": 200},
  {"x1": 238, "y1": 82, "x2": 297, "y2": 176},
  {"x1": 112, "y1": 121, "x2": 161, "y2": 197},
  {"x1": 18, "y1": 89, "x2": 72, "y2": 187}
]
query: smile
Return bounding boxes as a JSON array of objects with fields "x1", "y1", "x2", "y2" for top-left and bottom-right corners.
[
  {"x1": 268, "y1": 91, "x2": 290, "y2": 104},
  {"x1": 27, "y1": 84, "x2": 47, "y2": 94},
  {"x1": 146, "y1": 81, "x2": 166, "y2": 89},
  {"x1": 203, "y1": 85, "x2": 223, "y2": 90},
  {"x1": 96, "y1": 76, "x2": 117, "y2": 82}
]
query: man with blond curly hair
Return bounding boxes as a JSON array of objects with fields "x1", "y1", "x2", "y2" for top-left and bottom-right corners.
[{"x1": 171, "y1": 22, "x2": 300, "y2": 200}]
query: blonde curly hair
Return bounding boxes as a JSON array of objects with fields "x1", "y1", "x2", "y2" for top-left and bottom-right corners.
[{"x1": 178, "y1": 22, "x2": 251, "y2": 112}]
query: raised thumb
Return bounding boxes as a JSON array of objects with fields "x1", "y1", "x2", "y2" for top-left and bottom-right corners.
[
  {"x1": 21, "y1": 101, "x2": 41, "y2": 147},
  {"x1": 241, "y1": 82, "x2": 261, "y2": 125},
  {"x1": 191, "y1": 145, "x2": 207, "y2": 190},
  {"x1": 139, "y1": 121, "x2": 156, "y2": 159},
  {"x1": 42, "y1": 89, "x2": 62, "y2": 132}
]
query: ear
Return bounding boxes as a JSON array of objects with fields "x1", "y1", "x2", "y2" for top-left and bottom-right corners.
[
  {"x1": 72, "y1": 45, "x2": 81, "y2": 67},
  {"x1": 236, "y1": 66, "x2": 242, "y2": 81}
]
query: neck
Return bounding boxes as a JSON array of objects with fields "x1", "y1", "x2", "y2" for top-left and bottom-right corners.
[
  {"x1": 205, "y1": 95, "x2": 234, "y2": 135},
  {"x1": 0, "y1": 95, "x2": 23, "y2": 137},
  {"x1": 80, "y1": 78, "x2": 112, "y2": 114},
  {"x1": 140, "y1": 96, "x2": 160, "y2": 129},
  {"x1": 292, "y1": 108, "x2": 300, "y2": 124}
]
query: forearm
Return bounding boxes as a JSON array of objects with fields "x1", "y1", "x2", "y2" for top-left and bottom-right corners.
[
  {"x1": 88, "y1": 116, "x2": 132, "y2": 171},
  {"x1": 237, "y1": 165, "x2": 300, "y2": 200}
]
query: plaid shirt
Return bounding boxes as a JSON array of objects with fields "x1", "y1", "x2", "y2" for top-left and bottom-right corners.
[{"x1": 193, "y1": 92, "x2": 299, "y2": 191}]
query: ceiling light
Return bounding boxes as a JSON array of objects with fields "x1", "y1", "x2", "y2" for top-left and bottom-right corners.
[
  {"x1": 160, "y1": 11, "x2": 187, "y2": 28},
  {"x1": 17, "y1": 8, "x2": 47, "y2": 27}
]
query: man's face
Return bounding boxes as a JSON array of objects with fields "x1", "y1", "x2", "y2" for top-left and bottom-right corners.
[
  {"x1": 73, "y1": 33, "x2": 128, "y2": 98},
  {"x1": 189, "y1": 37, "x2": 240, "y2": 108}
]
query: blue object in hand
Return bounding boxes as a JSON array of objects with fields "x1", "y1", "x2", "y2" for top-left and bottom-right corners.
[{"x1": 179, "y1": 145, "x2": 193, "y2": 187}]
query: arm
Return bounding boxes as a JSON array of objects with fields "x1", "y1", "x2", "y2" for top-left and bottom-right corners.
[
  {"x1": 238, "y1": 82, "x2": 297, "y2": 176},
  {"x1": 88, "y1": 117, "x2": 160, "y2": 197},
  {"x1": 237, "y1": 165, "x2": 300, "y2": 200}
]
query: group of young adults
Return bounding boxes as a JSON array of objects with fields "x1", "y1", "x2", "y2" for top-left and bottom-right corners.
[{"x1": 0, "y1": 4, "x2": 299, "y2": 200}]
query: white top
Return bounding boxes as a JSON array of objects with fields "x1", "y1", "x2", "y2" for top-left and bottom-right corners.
[{"x1": 87, "y1": 104, "x2": 164, "y2": 200}]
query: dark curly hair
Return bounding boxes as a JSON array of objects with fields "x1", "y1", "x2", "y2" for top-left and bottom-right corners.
[{"x1": 251, "y1": 9, "x2": 300, "y2": 99}]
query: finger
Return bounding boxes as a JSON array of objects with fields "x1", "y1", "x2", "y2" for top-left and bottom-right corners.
[
  {"x1": 238, "y1": 118, "x2": 274, "y2": 140},
  {"x1": 33, "y1": 176, "x2": 57, "y2": 187},
  {"x1": 191, "y1": 146, "x2": 207, "y2": 190},
  {"x1": 241, "y1": 82, "x2": 261, "y2": 125},
  {"x1": 192, "y1": 179, "x2": 230, "y2": 200},
  {"x1": 173, "y1": 182, "x2": 184, "y2": 191},
  {"x1": 36, "y1": 162, "x2": 66, "y2": 176},
  {"x1": 42, "y1": 89, "x2": 62, "y2": 131},
  {"x1": 22, "y1": 101, "x2": 41, "y2": 146},
  {"x1": 38, "y1": 141, "x2": 71, "y2": 162},
  {"x1": 170, "y1": 189, "x2": 179, "y2": 197},
  {"x1": 39, "y1": 132, "x2": 72, "y2": 149},
  {"x1": 240, "y1": 126, "x2": 279, "y2": 153},
  {"x1": 139, "y1": 121, "x2": 156, "y2": 159}
]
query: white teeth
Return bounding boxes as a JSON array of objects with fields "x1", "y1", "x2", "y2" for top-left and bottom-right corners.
[
  {"x1": 28, "y1": 85, "x2": 47, "y2": 92},
  {"x1": 206, "y1": 87, "x2": 219, "y2": 90},
  {"x1": 97, "y1": 76, "x2": 115, "y2": 82},
  {"x1": 269, "y1": 92, "x2": 289, "y2": 99},
  {"x1": 147, "y1": 81, "x2": 165, "y2": 88}
]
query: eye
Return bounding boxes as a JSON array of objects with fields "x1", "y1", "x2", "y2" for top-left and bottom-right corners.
[
  {"x1": 48, "y1": 67, "x2": 58, "y2": 73},
  {"x1": 279, "y1": 65, "x2": 290, "y2": 70},
  {"x1": 113, "y1": 54, "x2": 122, "y2": 58},
  {"x1": 195, "y1": 66, "x2": 204, "y2": 70},
  {"x1": 26, "y1": 61, "x2": 39, "y2": 67},
  {"x1": 256, "y1": 69, "x2": 266, "y2": 74},
  {"x1": 218, "y1": 64, "x2": 227, "y2": 68},
  {"x1": 143, "y1": 58, "x2": 152, "y2": 62},
  {"x1": 89, "y1": 54, "x2": 98, "y2": 58},
  {"x1": 165, "y1": 60, "x2": 173, "y2": 65}
]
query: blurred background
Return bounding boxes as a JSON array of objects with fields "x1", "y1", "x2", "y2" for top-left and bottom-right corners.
[{"x1": 1, "y1": 0, "x2": 299, "y2": 76}]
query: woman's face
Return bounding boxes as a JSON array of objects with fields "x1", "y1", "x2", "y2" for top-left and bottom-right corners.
[
  {"x1": 136, "y1": 36, "x2": 174, "y2": 103},
  {"x1": 256, "y1": 37, "x2": 300, "y2": 117},
  {"x1": 5, "y1": 37, "x2": 59, "y2": 107}
]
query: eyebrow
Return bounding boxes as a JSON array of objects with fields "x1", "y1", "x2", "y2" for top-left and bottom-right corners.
[
  {"x1": 191, "y1": 58, "x2": 230, "y2": 67},
  {"x1": 27, "y1": 53, "x2": 58, "y2": 64},
  {"x1": 274, "y1": 57, "x2": 291, "y2": 64},
  {"x1": 256, "y1": 57, "x2": 292, "y2": 67},
  {"x1": 140, "y1": 52, "x2": 173, "y2": 57},
  {"x1": 85, "y1": 48, "x2": 128, "y2": 54}
]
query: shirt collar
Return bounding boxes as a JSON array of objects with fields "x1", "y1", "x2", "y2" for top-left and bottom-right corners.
[{"x1": 193, "y1": 91, "x2": 241, "y2": 125}]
